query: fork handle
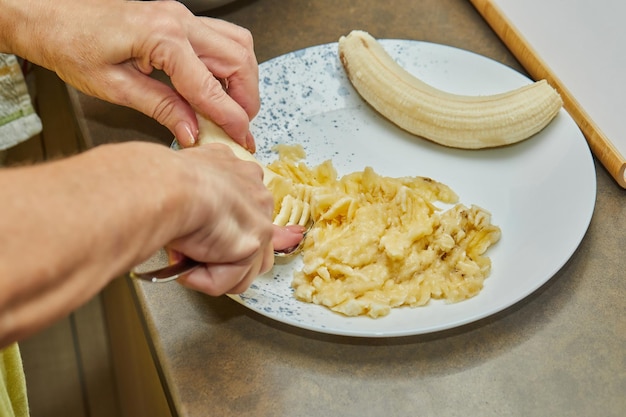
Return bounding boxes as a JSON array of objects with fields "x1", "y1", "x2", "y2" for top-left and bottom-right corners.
[{"x1": 130, "y1": 257, "x2": 202, "y2": 283}]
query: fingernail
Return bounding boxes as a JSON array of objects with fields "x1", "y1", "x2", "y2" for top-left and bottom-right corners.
[
  {"x1": 166, "y1": 248, "x2": 184, "y2": 264},
  {"x1": 176, "y1": 122, "x2": 197, "y2": 147},
  {"x1": 285, "y1": 224, "x2": 306, "y2": 234},
  {"x1": 246, "y1": 131, "x2": 256, "y2": 153}
]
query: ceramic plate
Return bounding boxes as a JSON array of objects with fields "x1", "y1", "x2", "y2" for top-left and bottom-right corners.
[{"x1": 225, "y1": 40, "x2": 596, "y2": 337}]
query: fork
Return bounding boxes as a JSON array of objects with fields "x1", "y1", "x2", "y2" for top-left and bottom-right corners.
[
  {"x1": 131, "y1": 116, "x2": 315, "y2": 282},
  {"x1": 130, "y1": 192, "x2": 314, "y2": 283}
]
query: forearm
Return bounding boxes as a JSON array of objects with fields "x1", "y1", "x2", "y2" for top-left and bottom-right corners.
[
  {"x1": 0, "y1": 0, "x2": 57, "y2": 62},
  {"x1": 0, "y1": 0, "x2": 22, "y2": 54},
  {"x1": 0, "y1": 0, "x2": 124, "y2": 70},
  {"x1": 0, "y1": 142, "x2": 188, "y2": 347}
]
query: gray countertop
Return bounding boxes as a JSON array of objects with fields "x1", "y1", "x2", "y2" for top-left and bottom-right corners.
[{"x1": 69, "y1": 0, "x2": 626, "y2": 415}]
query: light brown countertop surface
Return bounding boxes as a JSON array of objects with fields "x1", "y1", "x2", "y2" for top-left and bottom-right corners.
[{"x1": 69, "y1": 0, "x2": 626, "y2": 416}]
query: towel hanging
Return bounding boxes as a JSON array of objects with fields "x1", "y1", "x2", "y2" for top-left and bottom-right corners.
[{"x1": 0, "y1": 53, "x2": 42, "y2": 151}]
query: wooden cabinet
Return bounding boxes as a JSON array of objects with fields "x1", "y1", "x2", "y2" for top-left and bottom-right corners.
[{"x1": 102, "y1": 278, "x2": 173, "y2": 417}]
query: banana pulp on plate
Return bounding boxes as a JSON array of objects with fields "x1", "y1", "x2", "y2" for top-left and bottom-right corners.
[{"x1": 267, "y1": 145, "x2": 502, "y2": 319}]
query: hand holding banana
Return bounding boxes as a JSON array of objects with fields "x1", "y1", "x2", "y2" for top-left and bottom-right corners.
[{"x1": 338, "y1": 30, "x2": 563, "y2": 149}]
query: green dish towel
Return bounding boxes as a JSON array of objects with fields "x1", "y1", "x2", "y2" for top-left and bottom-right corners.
[
  {"x1": 0, "y1": 343, "x2": 29, "y2": 417},
  {"x1": 0, "y1": 53, "x2": 42, "y2": 151}
]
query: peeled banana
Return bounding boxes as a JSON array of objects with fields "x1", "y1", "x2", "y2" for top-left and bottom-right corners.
[
  {"x1": 196, "y1": 115, "x2": 278, "y2": 185},
  {"x1": 338, "y1": 30, "x2": 563, "y2": 149}
]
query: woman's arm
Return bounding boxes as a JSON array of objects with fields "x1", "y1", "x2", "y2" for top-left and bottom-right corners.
[
  {"x1": 0, "y1": 142, "x2": 302, "y2": 348},
  {"x1": 0, "y1": 0, "x2": 259, "y2": 149}
]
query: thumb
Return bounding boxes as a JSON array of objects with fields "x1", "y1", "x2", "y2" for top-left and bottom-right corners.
[{"x1": 272, "y1": 224, "x2": 306, "y2": 252}]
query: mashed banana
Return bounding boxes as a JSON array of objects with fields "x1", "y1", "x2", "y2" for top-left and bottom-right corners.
[{"x1": 267, "y1": 145, "x2": 501, "y2": 318}]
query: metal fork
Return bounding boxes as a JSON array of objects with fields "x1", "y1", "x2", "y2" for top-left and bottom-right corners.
[{"x1": 130, "y1": 191, "x2": 314, "y2": 283}]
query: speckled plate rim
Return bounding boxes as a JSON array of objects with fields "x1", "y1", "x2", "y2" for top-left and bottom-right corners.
[{"x1": 218, "y1": 39, "x2": 596, "y2": 338}]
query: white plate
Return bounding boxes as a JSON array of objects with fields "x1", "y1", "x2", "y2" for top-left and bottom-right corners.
[{"x1": 226, "y1": 40, "x2": 596, "y2": 337}]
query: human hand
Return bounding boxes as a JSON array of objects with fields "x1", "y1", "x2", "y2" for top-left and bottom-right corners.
[
  {"x1": 0, "y1": 140, "x2": 303, "y2": 345},
  {"x1": 164, "y1": 144, "x2": 303, "y2": 295},
  {"x1": 8, "y1": 0, "x2": 259, "y2": 150}
]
